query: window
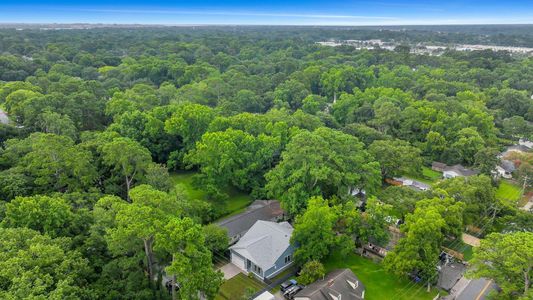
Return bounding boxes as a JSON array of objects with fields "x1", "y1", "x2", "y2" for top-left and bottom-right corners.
[{"x1": 284, "y1": 255, "x2": 292, "y2": 264}]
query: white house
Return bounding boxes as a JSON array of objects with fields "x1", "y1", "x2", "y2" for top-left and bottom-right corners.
[
  {"x1": 442, "y1": 164, "x2": 479, "y2": 179},
  {"x1": 229, "y1": 220, "x2": 295, "y2": 281}
]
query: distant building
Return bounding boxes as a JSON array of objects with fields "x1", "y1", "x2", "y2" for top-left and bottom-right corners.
[
  {"x1": 393, "y1": 177, "x2": 430, "y2": 191},
  {"x1": 433, "y1": 162, "x2": 479, "y2": 178},
  {"x1": 229, "y1": 220, "x2": 295, "y2": 281},
  {"x1": 519, "y1": 138, "x2": 533, "y2": 149},
  {"x1": 442, "y1": 164, "x2": 479, "y2": 178},
  {"x1": 216, "y1": 200, "x2": 284, "y2": 244},
  {"x1": 494, "y1": 160, "x2": 516, "y2": 179},
  {"x1": 500, "y1": 145, "x2": 530, "y2": 158},
  {"x1": 432, "y1": 162, "x2": 448, "y2": 172},
  {"x1": 294, "y1": 269, "x2": 365, "y2": 300}
]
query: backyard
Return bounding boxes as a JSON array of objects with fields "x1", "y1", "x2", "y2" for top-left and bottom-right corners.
[
  {"x1": 496, "y1": 179, "x2": 524, "y2": 207},
  {"x1": 170, "y1": 171, "x2": 253, "y2": 220},
  {"x1": 215, "y1": 273, "x2": 265, "y2": 300},
  {"x1": 324, "y1": 251, "x2": 441, "y2": 300}
]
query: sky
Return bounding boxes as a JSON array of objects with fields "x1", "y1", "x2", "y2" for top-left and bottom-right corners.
[{"x1": 1, "y1": 0, "x2": 533, "y2": 25}]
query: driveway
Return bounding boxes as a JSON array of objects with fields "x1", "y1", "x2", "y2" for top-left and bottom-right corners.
[{"x1": 219, "y1": 263, "x2": 243, "y2": 280}]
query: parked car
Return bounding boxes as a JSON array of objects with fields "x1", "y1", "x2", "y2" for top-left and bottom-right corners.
[
  {"x1": 280, "y1": 279, "x2": 297, "y2": 292},
  {"x1": 283, "y1": 285, "x2": 302, "y2": 299}
]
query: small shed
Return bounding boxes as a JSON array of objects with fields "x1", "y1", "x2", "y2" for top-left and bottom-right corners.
[{"x1": 253, "y1": 291, "x2": 275, "y2": 300}]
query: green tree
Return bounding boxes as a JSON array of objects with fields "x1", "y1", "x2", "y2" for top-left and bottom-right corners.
[
  {"x1": 164, "y1": 103, "x2": 215, "y2": 165},
  {"x1": 1, "y1": 133, "x2": 96, "y2": 193},
  {"x1": 291, "y1": 197, "x2": 338, "y2": 264},
  {"x1": 0, "y1": 227, "x2": 91, "y2": 299},
  {"x1": 202, "y1": 224, "x2": 229, "y2": 254},
  {"x1": 2, "y1": 195, "x2": 73, "y2": 238},
  {"x1": 452, "y1": 127, "x2": 485, "y2": 165},
  {"x1": 301, "y1": 94, "x2": 327, "y2": 115},
  {"x1": 185, "y1": 129, "x2": 279, "y2": 197},
  {"x1": 101, "y1": 137, "x2": 153, "y2": 198},
  {"x1": 384, "y1": 197, "x2": 464, "y2": 286},
  {"x1": 298, "y1": 260, "x2": 326, "y2": 285},
  {"x1": 266, "y1": 127, "x2": 381, "y2": 216},
  {"x1": 358, "y1": 197, "x2": 392, "y2": 245},
  {"x1": 468, "y1": 232, "x2": 533, "y2": 300},
  {"x1": 104, "y1": 185, "x2": 181, "y2": 286},
  {"x1": 156, "y1": 218, "x2": 223, "y2": 300},
  {"x1": 369, "y1": 139, "x2": 422, "y2": 179}
]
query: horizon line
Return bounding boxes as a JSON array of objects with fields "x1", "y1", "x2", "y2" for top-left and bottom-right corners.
[{"x1": 2, "y1": 22, "x2": 533, "y2": 26}]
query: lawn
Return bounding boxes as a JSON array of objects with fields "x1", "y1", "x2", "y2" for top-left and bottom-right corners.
[
  {"x1": 215, "y1": 273, "x2": 265, "y2": 300},
  {"x1": 324, "y1": 252, "x2": 440, "y2": 300},
  {"x1": 407, "y1": 166, "x2": 442, "y2": 185},
  {"x1": 496, "y1": 180, "x2": 523, "y2": 206},
  {"x1": 169, "y1": 171, "x2": 253, "y2": 219}
]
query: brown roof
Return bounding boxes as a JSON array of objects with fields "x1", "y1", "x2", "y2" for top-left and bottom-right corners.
[{"x1": 216, "y1": 200, "x2": 283, "y2": 240}]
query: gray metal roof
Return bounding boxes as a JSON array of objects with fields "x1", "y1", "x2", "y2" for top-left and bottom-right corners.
[
  {"x1": 294, "y1": 269, "x2": 365, "y2": 300},
  {"x1": 229, "y1": 220, "x2": 293, "y2": 270},
  {"x1": 500, "y1": 160, "x2": 516, "y2": 173},
  {"x1": 444, "y1": 164, "x2": 479, "y2": 177},
  {"x1": 216, "y1": 200, "x2": 283, "y2": 240}
]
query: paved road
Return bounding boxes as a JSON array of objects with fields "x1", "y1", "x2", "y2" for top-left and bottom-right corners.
[{"x1": 456, "y1": 278, "x2": 496, "y2": 300}]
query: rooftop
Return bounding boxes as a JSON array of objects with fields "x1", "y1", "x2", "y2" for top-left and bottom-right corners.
[
  {"x1": 217, "y1": 200, "x2": 283, "y2": 240},
  {"x1": 294, "y1": 269, "x2": 365, "y2": 300},
  {"x1": 229, "y1": 220, "x2": 293, "y2": 270}
]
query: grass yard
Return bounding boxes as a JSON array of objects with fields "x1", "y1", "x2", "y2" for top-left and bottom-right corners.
[
  {"x1": 407, "y1": 166, "x2": 442, "y2": 185},
  {"x1": 169, "y1": 171, "x2": 253, "y2": 219},
  {"x1": 215, "y1": 273, "x2": 265, "y2": 300},
  {"x1": 496, "y1": 180, "x2": 523, "y2": 206},
  {"x1": 324, "y1": 252, "x2": 440, "y2": 300}
]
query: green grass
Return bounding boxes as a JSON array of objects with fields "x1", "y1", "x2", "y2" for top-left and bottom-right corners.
[
  {"x1": 169, "y1": 171, "x2": 253, "y2": 220},
  {"x1": 406, "y1": 166, "x2": 442, "y2": 185},
  {"x1": 215, "y1": 273, "x2": 265, "y2": 300},
  {"x1": 496, "y1": 180, "x2": 523, "y2": 206},
  {"x1": 324, "y1": 252, "x2": 440, "y2": 300}
]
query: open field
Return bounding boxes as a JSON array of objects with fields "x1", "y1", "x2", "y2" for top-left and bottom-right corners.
[
  {"x1": 170, "y1": 171, "x2": 253, "y2": 219},
  {"x1": 324, "y1": 251, "x2": 441, "y2": 300}
]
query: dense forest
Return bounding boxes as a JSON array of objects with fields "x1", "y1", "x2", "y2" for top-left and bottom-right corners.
[{"x1": 0, "y1": 26, "x2": 532, "y2": 299}]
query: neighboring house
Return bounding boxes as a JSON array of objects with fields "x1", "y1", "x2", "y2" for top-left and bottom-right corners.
[
  {"x1": 432, "y1": 161, "x2": 447, "y2": 172},
  {"x1": 441, "y1": 164, "x2": 479, "y2": 178},
  {"x1": 294, "y1": 269, "x2": 365, "y2": 300},
  {"x1": 494, "y1": 160, "x2": 516, "y2": 179},
  {"x1": 229, "y1": 220, "x2": 295, "y2": 281},
  {"x1": 500, "y1": 145, "x2": 530, "y2": 158},
  {"x1": 518, "y1": 138, "x2": 533, "y2": 149},
  {"x1": 393, "y1": 177, "x2": 430, "y2": 191},
  {"x1": 216, "y1": 200, "x2": 284, "y2": 245}
]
